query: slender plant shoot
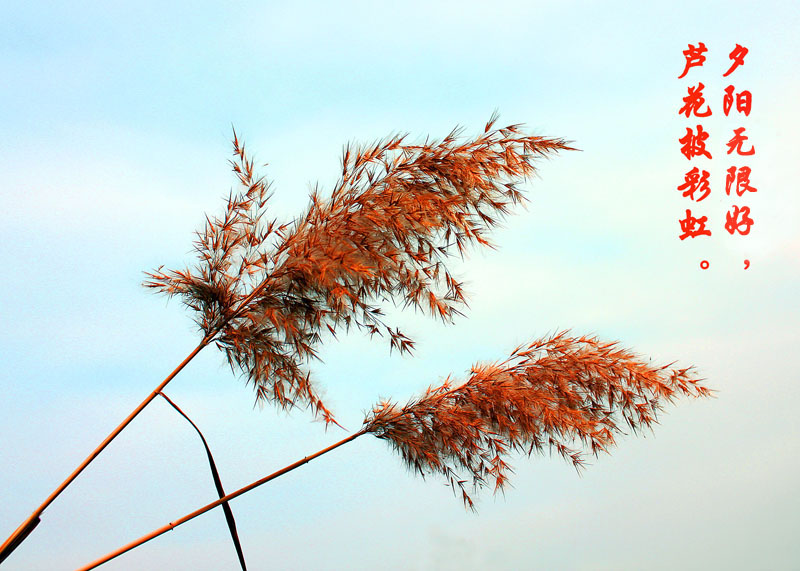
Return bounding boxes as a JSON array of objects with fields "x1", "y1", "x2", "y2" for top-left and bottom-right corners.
[
  {"x1": 78, "y1": 332, "x2": 709, "y2": 568},
  {"x1": 0, "y1": 115, "x2": 574, "y2": 562}
]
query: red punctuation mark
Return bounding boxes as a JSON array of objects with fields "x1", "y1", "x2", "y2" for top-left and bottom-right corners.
[
  {"x1": 700, "y1": 260, "x2": 710, "y2": 270},
  {"x1": 744, "y1": 259, "x2": 750, "y2": 269}
]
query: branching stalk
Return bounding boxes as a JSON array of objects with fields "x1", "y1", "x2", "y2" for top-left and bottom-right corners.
[
  {"x1": 0, "y1": 337, "x2": 211, "y2": 564},
  {"x1": 76, "y1": 431, "x2": 366, "y2": 570},
  {"x1": 76, "y1": 331, "x2": 709, "y2": 568},
  {"x1": 0, "y1": 273, "x2": 294, "y2": 563},
  {"x1": 4, "y1": 116, "x2": 578, "y2": 563}
]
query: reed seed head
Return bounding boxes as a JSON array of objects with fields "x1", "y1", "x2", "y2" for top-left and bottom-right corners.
[
  {"x1": 363, "y1": 331, "x2": 711, "y2": 509},
  {"x1": 144, "y1": 116, "x2": 574, "y2": 422}
]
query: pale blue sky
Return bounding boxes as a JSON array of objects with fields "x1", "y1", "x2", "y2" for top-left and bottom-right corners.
[{"x1": 2, "y1": 1, "x2": 799, "y2": 569}]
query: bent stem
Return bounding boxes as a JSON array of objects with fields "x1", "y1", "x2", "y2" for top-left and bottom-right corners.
[
  {"x1": 158, "y1": 391, "x2": 248, "y2": 570},
  {"x1": 1, "y1": 274, "x2": 275, "y2": 564},
  {"x1": 0, "y1": 337, "x2": 211, "y2": 564},
  {"x1": 76, "y1": 430, "x2": 366, "y2": 570},
  {"x1": 3, "y1": 117, "x2": 574, "y2": 564}
]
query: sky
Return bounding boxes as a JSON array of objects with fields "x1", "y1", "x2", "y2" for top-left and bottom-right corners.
[{"x1": 1, "y1": 1, "x2": 799, "y2": 569}]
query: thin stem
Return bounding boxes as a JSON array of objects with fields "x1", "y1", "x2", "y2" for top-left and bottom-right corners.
[
  {"x1": 1, "y1": 275, "x2": 279, "y2": 564},
  {"x1": 77, "y1": 430, "x2": 367, "y2": 570},
  {"x1": 0, "y1": 336, "x2": 213, "y2": 564},
  {"x1": 158, "y1": 391, "x2": 248, "y2": 570}
]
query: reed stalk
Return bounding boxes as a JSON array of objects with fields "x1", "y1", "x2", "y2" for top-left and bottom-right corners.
[
  {"x1": 2, "y1": 115, "x2": 573, "y2": 564},
  {"x1": 77, "y1": 332, "x2": 709, "y2": 568},
  {"x1": 76, "y1": 431, "x2": 366, "y2": 571}
]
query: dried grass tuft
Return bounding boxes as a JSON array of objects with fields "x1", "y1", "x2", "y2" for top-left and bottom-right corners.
[
  {"x1": 363, "y1": 331, "x2": 711, "y2": 509},
  {"x1": 144, "y1": 116, "x2": 574, "y2": 422}
]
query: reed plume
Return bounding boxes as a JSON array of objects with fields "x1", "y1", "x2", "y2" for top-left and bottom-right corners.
[
  {"x1": 78, "y1": 332, "x2": 710, "y2": 569},
  {"x1": 364, "y1": 331, "x2": 711, "y2": 509},
  {"x1": 0, "y1": 114, "x2": 576, "y2": 564},
  {"x1": 59, "y1": 117, "x2": 714, "y2": 570},
  {"x1": 144, "y1": 114, "x2": 574, "y2": 422}
]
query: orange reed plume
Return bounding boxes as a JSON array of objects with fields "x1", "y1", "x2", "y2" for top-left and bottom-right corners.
[
  {"x1": 143, "y1": 113, "x2": 574, "y2": 423},
  {"x1": 77, "y1": 332, "x2": 710, "y2": 569},
  {"x1": 0, "y1": 115, "x2": 575, "y2": 564},
  {"x1": 364, "y1": 331, "x2": 711, "y2": 509}
]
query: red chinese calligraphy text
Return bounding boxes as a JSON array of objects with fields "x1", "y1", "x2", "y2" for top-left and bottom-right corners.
[
  {"x1": 679, "y1": 209, "x2": 712, "y2": 240},
  {"x1": 724, "y1": 205, "x2": 754, "y2": 235},
  {"x1": 726, "y1": 127, "x2": 755, "y2": 156},
  {"x1": 725, "y1": 166, "x2": 757, "y2": 197},
  {"x1": 723, "y1": 85, "x2": 752, "y2": 117},
  {"x1": 723, "y1": 44, "x2": 749, "y2": 77},
  {"x1": 680, "y1": 125, "x2": 712, "y2": 160},
  {"x1": 678, "y1": 42, "x2": 708, "y2": 79},
  {"x1": 679, "y1": 83, "x2": 712, "y2": 117},
  {"x1": 677, "y1": 167, "x2": 711, "y2": 201}
]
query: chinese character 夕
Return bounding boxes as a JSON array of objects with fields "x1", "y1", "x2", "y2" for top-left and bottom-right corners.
[
  {"x1": 678, "y1": 42, "x2": 708, "y2": 79},
  {"x1": 679, "y1": 83, "x2": 712, "y2": 117},
  {"x1": 677, "y1": 167, "x2": 711, "y2": 201},
  {"x1": 723, "y1": 44, "x2": 749, "y2": 77},
  {"x1": 679, "y1": 209, "x2": 712, "y2": 240},
  {"x1": 723, "y1": 85, "x2": 752, "y2": 116},
  {"x1": 725, "y1": 166, "x2": 758, "y2": 196},
  {"x1": 724, "y1": 205, "x2": 754, "y2": 235},
  {"x1": 680, "y1": 125, "x2": 712, "y2": 159},
  {"x1": 726, "y1": 127, "x2": 755, "y2": 156}
]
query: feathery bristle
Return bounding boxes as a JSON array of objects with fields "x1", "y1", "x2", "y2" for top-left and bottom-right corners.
[
  {"x1": 144, "y1": 118, "x2": 575, "y2": 422},
  {"x1": 363, "y1": 331, "x2": 711, "y2": 509}
]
